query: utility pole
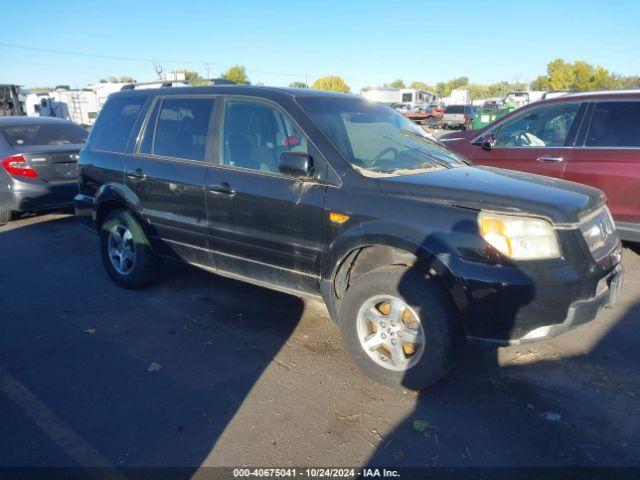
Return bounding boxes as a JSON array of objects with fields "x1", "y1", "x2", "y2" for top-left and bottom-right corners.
[
  {"x1": 205, "y1": 63, "x2": 212, "y2": 80},
  {"x1": 153, "y1": 61, "x2": 163, "y2": 80}
]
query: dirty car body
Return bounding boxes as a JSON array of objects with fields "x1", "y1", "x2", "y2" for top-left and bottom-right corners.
[{"x1": 75, "y1": 86, "x2": 622, "y2": 388}]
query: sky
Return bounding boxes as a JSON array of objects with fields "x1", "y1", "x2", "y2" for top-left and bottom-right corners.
[{"x1": 1, "y1": 0, "x2": 639, "y2": 92}]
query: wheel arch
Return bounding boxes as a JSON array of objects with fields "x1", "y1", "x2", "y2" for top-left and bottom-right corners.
[
  {"x1": 94, "y1": 184, "x2": 146, "y2": 233},
  {"x1": 322, "y1": 229, "x2": 468, "y2": 324}
]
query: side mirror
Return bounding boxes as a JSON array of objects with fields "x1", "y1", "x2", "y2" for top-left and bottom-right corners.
[
  {"x1": 472, "y1": 133, "x2": 495, "y2": 151},
  {"x1": 279, "y1": 152, "x2": 313, "y2": 179}
]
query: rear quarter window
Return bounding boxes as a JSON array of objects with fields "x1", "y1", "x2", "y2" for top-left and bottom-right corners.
[
  {"x1": 0, "y1": 123, "x2": 87, "y2": 147},
  {"x1": 88, "y1": 95, "x2": 147, "y2": 153}
]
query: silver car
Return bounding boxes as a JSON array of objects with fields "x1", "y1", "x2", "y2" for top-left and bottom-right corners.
[
  {"x1": 0, "y1": 117, "x2": 87, "y2": 225},
  {"x1": 442, "y1": 104, "x2": 476, "y2": 129}
]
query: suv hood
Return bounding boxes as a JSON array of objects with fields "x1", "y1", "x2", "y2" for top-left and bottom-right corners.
[{"x1": 377, "y1": 166, "x2": 605, "y2": 224}]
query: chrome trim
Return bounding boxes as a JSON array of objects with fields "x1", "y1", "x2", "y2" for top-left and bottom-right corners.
[{"x1": 536, "y1": 156, "x2": 564, "y2": 162}]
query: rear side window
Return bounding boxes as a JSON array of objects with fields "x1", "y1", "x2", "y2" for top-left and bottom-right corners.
[
  {"x1": 0, "y1": 123, "x2": 87, "y2": 147},
  {"x1": 141, "y1": 97, "x2": 215, "y2": 161},
  {"x1": 89, "y1": 95, "x2": 146, "y2": 153},
  {"x1": 586, "y1": 101, "x2": 640, "y2": 147}
]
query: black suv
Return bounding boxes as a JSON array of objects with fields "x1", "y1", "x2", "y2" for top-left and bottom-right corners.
[{"x1": 75, "y1": 87, "x2": 623, "y2": 390}]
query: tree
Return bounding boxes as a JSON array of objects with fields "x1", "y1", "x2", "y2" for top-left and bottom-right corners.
[
  {"x1": 530, "y1": 75, "x2": 550, "y2": 91},
  {"x1": 532, "y1": 58, "x2": 626, "y2": 91},
  {"x1": 435, "y1": 76, "x2": 469, "y2": 97},
  {"x1": 389, "y1": 79, "x2": 405, "y2": 88},
  {"x1": 221, "y1": 65, "x2": 249, "y2": 85},
  {"x1": 311, "y1": 76, "x2": 350, "y2": 93},
  {"x1": 119, "y1": 76, "x2": 136, "y2": 83},
  {"x1": 289, "y1": 81, "x2": 308, "y2": 88},
  {"x1": 409, "y1": 81, "x2": 436, "y2": 91}
]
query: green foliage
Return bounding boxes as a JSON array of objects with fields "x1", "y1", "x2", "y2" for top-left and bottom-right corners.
[
  {"x1": 530, "y1": 75, "x2": 550, "y2": 91},
  {"x1": 532, "y1": 58, "x2": 637, "y2": 91},
  {"x1": 311, "y1": 76, "x2": 351, "y2": 93},
  {"x1": 221, "y1": 65, "x2": 249, "y2": 85},
  {"x1": 435, "y1": 76, "x2": 469, "y2": 97},
  {"x1": 409, "y1": 81, "x2": 436, "y2": 91},
  {"x1": 289, "y1": 81, "x2": 308, "y2": 88},
  {"x1": 389, "y1": 79, "x2": 406, "y2": 88}
]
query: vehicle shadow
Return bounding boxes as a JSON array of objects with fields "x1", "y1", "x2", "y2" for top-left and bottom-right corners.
[
  {"x1": 366, "y1": 245, "x2": 640, "y2": 469},
  {"x1": 0, "y1": 215, "x2": 305, "y2": 476}
]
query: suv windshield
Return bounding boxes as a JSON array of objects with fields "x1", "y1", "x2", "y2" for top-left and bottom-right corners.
[
  {"x1": 298, "y1": 97, "x2": 466, "y2": 177},
  {"x1": 0, "y1": 123, "x2": 87, "y2": 147}
]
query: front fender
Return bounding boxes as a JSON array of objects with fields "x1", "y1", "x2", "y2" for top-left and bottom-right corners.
[{"x1": 322, "y1": 220, "x2": 471, "y2": 314}]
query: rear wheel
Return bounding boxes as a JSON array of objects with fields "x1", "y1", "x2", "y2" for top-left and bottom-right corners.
[
  {"x1": 337, "y1": 265, "x2": 463, "y2": 390},
  {"x1": 100, "y1": 209, "x2": 160, "y2": 288},
  {"x1": 0, "y1": 210, "x2": 11, "y2": 226}
]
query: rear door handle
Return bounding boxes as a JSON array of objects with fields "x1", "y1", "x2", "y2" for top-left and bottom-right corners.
[
  {"x1": 536, "y1": 156, "x2": 564, "y2": 163},
  {"x1": 126, "y1": 168, "x2": 147, "y2": 180},
  {"x1": 208, "y1": 182, "x2": 235, "y2": 196}
]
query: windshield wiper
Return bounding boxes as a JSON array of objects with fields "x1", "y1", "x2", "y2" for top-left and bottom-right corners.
[{"x1": 379, "y1": 134, "x2": 453, "y2": 169}]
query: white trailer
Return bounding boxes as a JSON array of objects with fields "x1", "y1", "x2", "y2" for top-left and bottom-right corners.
[
  {"x1": 361, "y1": 87, "x2": 437, "y2": 108},
  {"x1": 24, "y1": 88, "x2": 99, "y2": 126}
]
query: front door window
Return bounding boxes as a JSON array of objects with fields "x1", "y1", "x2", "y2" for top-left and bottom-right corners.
[{"x1": 493, "y1": 103, "x2": 579, "y2": 148}]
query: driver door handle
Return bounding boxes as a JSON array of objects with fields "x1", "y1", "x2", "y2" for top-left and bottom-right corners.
[
  {"x1": 126, "y1": 168, "x2": 147, "y2": 180},
  {"x1": 536, "y1": 156, "x2": 564, "y2": 163},
  {"x1": 208, "y1": 182, "x2": 235, "y2": 196}
]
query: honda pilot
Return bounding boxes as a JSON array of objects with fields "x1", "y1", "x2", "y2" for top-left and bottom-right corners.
[{"x1": 75, "y1": 87, "x2": 623, "y2": 390}]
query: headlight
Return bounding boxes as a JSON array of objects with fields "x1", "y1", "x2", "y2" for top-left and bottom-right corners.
[{"x1": 478, "y1": 211, "x2": 560, "y2": 260}]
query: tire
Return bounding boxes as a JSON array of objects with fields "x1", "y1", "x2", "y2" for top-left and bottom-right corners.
[
  {"x1": 0, "y1": 210, "x2": 11, "y2": 226},
  {"x1": 100, "y1": 209, "x2": 161, "y2": 289},
  {"x1": 337, "y1": 265, "x2": 463, "y2": 390}
]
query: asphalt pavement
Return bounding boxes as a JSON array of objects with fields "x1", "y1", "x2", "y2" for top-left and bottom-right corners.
[{"x1": 0, "y1": 212, "x2": 639, "y2": 469}]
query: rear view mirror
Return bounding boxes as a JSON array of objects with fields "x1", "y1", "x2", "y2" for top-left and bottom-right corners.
[
  {"x1": 472, "y1": 133, "x2": 495, "y2": 151},
  {"x1": 279, "y1": 152, "x2": 313, "y2": 179}
]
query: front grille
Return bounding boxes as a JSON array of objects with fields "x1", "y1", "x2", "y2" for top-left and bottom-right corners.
[{"x1": 579, "y1": 206, "x2": 618, "y2": 261}]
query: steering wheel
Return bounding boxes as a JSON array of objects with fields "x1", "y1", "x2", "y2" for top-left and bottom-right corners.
[{"x1": 371, "y1": 146, "x2": 399, "y2": 167}]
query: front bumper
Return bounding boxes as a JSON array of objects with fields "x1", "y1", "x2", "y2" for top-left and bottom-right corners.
[
  {"x1": 443, "y1": 239, "x2": 623, "y2": 344},
  {"x1": 510, "y1": 265, "x2": 623, "y2": 344},
  {"x1": 1, "y1": 179, "x2": 78, "y2": 212}
]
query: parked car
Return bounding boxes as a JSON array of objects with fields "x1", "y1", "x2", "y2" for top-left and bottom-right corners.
[
  {"x1": 0, "y1": 117, "x2": 88, "y2": 225},
  {"x1": 403, "y1": 104, "x2": 444, "y2": 124},
  {"x1": 440, "y1": 90, "x2": 640, "y2": 248},
  {"x1": 441, "y1": 104, "x2": 476, "y2": 129},
  {"x1": 76, "y1": 87, "x2": 622, "y2": 390}
]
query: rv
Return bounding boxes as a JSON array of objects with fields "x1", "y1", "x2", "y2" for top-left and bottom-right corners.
[{"x1": 361, "y1": 87, "x2": 438, "y2": 108}]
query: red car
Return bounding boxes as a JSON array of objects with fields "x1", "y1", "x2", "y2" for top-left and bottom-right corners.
[{"x1": 440, "y1": 90, "x2": 640, "y2": 247}]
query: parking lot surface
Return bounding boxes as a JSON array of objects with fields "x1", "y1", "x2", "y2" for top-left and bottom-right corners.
[{"x1": 1, "y1": 212, "x2": 639, "y2": 469}]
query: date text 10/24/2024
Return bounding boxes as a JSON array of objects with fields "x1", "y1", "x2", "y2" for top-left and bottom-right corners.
[{"x1": 232, "y1": 468, "x2": 400, "y2": 478}]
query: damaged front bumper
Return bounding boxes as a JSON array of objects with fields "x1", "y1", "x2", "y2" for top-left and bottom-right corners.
[{"x1": 511, "y1": 265, "x2": 623, "y2": 345}]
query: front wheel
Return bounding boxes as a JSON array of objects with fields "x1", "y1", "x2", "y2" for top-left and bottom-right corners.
[
  {"x1": 337, "y1": 266, "x2": 463, "y2": 390},
  {"x1": 100, "y1": 209, "x2": 161, "y2": 288}
]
